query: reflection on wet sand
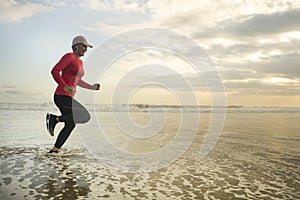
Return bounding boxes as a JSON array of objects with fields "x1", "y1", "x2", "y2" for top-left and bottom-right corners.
[
  {"x1": 1, "y1": 113, "x2": 300, "y2": 199},
  {"x1": 0, "y1": 139, "x2": 299, "y2": 200},
  {"x1": 0, "y1": 148, "x2": 92, "y2": 199}
]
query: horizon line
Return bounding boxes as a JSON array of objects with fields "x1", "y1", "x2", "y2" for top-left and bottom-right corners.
[{"x1": 0, "y1": 102, "x2": 300, "y2": 108}]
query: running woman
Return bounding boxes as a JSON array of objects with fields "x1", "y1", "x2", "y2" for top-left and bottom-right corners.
[{"x1": 46, "y1": 35, "x2": 100, "y2": 153}]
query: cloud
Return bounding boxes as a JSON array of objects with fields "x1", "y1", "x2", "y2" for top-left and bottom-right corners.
[
  {"x1": 223, "y1": 9, "x2": 300, "y2": 38},
  {"x1": 81, "y1": 0, "x2": 143, "y2": 12},
  {"x1": 81, "y1": 0, "x2": 154, "y2": 35},
  {"x1": 0, "y1": 0, "x2": 52, "y2": 23},
  {"x1": 180, "y1": 7, "x2": 300, "y2": 97},
  {"x1": 55, "y1": 0, "x2": 300, "y2": 103},
  {"x1": 83, "y1": 22, "x2": 152, "y2": 36},
  {"x1": 0, "y1": 84, "x2": 44, "y2": 103},
  {"x1": 1, "y1": 85, "x2": 24, "y2": 95},
  {"x1": 216, "y1": 49, "x2": 300, "y2": 94}
]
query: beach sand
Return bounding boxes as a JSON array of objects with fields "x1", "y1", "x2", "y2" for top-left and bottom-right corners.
[{"x1": 0, "y1": 109, "x2": 299, "y2": 199}]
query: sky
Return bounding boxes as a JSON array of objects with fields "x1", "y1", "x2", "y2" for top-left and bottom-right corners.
[{"x1": 0, "y1": 0, "x2": 300, "y2": 106}]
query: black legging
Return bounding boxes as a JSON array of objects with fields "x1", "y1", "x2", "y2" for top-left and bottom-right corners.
[{"x1": 54, "y1": 95, "x2": 90, "y2": 148}]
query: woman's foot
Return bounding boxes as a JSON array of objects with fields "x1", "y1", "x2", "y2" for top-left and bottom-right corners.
[{"x1": 48, "y1": 147, "x2": 60, "y2": 153}]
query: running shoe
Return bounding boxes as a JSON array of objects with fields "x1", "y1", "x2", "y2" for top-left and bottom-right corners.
[
  {"x1": 48, "y1": 149, "x2": 59, "y2": 153},
  {"x1": 46, "y1": 113, "x2": 57, "y2": 136}
]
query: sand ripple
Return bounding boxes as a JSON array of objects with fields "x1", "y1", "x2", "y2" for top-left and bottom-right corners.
[{"x1": 0, "y1": 144, "x2": 299, "y2": 200}]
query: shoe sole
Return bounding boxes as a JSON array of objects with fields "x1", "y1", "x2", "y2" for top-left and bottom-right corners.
[{"x1": 46, "y1": 113, "x2": 54, "y2": 136}]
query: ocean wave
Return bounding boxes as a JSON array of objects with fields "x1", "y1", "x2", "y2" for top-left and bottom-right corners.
[{"x1": 0, "y1": 103, "x2": 300, "y2": 113}]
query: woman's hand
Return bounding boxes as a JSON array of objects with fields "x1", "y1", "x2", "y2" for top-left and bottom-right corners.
[
  {"x1": 63, "y1": 86, "x2": 75, "y2": 94},
  {"x1": 92, "y1": 83, "x2": 100, "y2": 90}
]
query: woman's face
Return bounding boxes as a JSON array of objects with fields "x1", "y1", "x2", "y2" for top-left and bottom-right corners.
[{"x1": 75, "y1": 43, "x2": 88, "y2": 57}]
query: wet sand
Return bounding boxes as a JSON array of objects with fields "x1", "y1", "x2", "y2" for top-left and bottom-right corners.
[{"x1": 0, "y1": 111, "x2": 299, "y2": 199}]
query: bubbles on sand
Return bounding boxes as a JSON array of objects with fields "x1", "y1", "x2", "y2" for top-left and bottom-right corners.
[{"x1": 0, "y1": 138, "x2": 299, "y2": 200}]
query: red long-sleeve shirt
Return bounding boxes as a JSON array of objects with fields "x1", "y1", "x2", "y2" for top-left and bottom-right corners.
[{"x1": 51, "y1": 52, "x2": 93, "y2": 97}]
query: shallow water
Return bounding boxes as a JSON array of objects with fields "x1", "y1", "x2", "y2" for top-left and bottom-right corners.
[{"x1": 0, "y1": 109, "x2": 299, "y2": 199}]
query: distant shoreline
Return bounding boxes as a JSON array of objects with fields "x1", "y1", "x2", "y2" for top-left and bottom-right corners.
[
  {"x1": 0, "y1": 103, "x2": 300, "y2": 113},
  {"x1": 0, "y1": 102, "x2": 299, "y2": 107}
]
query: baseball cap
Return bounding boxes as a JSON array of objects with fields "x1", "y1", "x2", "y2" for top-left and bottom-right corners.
[{"x1": 72, "y1": 36, "x2": 93, "y2": 48}]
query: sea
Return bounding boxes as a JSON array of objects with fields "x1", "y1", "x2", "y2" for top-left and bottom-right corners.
[{"x1": 0, "y1": 103, "x2": 299, "y2": 200}]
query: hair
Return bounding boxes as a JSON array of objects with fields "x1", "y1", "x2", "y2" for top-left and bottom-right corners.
[{"x1": 72, "y1": 44, "x2": 77, "y2": 52}]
